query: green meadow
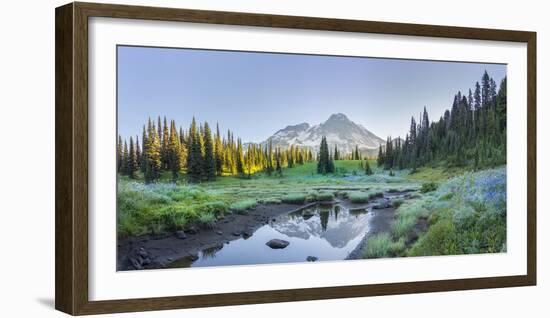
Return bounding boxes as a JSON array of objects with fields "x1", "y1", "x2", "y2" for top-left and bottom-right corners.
[{"x1": 118, "y1": 157, "x2": 506, "y2": 258}]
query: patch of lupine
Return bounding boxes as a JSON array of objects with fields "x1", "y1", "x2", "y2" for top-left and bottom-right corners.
[{"x1": 439, "y1": 167, "x2": 506, "y2": 215}]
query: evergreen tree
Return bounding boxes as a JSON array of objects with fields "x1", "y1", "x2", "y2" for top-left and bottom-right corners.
[
  {"x1": 317, "y1": 136, "x2": 334, "y2": 174},
  {"x1": 265, "y1": 140, "x2": 274, "y2": 176},
  {"x1": 168, "y1": 120, "x2": 182, "y2": 182},
  {"x1": 214, "y1": 123, "x2": 223, "y2": 176},
  {"x1": 128, "y1": 136, "x2": 138, "y2": 179},
  {"x1": 156, "y1": 116, "x2": 162, "y2": 143},
  {"x1": 186, "y1": 118, "x2": 203, "y2": 183},
  {"x1": 365, "y1": 159, "x2": 373, "y2": 175},
  {"x1": 377, "y1": 144, "x2": 385, "y2": 167},
  {"x1": 122, "y1": 140, "x2": 129, "y2": 175},
  {"x1": 334, "y1": 145, "x2": 339, "y2": 160},
  {"x1": 384, "y1": 137, "x2": 394, "y2": 170},
  {"x1": 496, "y1": 77, "x2": 507, "y2": 133},
  {"x1": 275, "y1": 149, "x2": 282, "y2": 176},
  {"x1": 235, "y1": 139, "x2": 245, "y2": 176},
  {"x1": 317, "y1": 137, "x2": 329, "y2": 174},
  {"x1": 135, "y1": 135, "x2": 141, "y2": 174},
  {"x1": 287, "y1": 145, "x2": 295, "y2": 168},
  {"x1": 144, "y1": 119, "x2": 161, "y2": 183},
  {"x1": 202, "y1": 122, "x2": 216, "y2": 181},
  {"x1": 117, "y1": 135, "x2": 123, "y2": 173},
  {"x1": 140, "y1": 126, "x2": 147, "y2": 173}
]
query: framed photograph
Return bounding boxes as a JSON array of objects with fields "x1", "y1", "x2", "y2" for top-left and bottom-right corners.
[{"x1": 55, "y1": 2, "x2": 536, "y2": 315}]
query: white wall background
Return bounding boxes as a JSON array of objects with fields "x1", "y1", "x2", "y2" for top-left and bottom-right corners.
[{"x1": 0, "y1": 0, "x2": 547, "y2": 316}]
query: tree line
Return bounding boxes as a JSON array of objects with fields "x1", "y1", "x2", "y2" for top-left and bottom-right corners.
[
  {"x1": 378, "y1": 71, "x2": 507, "y2": 171},
  {"x1": 117, "y1": 117, "x2": 314, "y2": 183}
]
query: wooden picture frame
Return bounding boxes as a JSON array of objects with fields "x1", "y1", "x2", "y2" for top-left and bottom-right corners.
[{"x1": 55, "y1": 2, "x2": 536, "y2": 315}]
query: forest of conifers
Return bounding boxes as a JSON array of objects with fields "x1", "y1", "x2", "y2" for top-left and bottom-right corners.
[
  {"x1": 117, "y1": 117, "x2": 315, "y2": 184},
  {"x1": 117, "y1": 71, "x2": 506, "y2": 183},
  {"x1": 377, "y1": 71, "x2": 507, "y2": 171}
]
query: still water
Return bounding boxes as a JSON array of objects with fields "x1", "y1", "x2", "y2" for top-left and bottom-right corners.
[{"x1": 170, "y1": 204, "x2": 372, "y2": 268}]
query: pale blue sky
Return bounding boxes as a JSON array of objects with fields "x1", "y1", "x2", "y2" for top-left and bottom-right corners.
[{"x1": 117, "y1": 46, "x2": 506, "y2": 143}]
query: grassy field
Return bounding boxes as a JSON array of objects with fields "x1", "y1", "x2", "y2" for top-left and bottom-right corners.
[
  {"x1": 117, "y1": 160, "x2": 421, "y2": 237},
  {"x1": 118, "y1": 159, "x2": 507, "y2": 260}
]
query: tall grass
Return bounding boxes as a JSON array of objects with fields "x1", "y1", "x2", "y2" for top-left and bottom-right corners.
[
  {"x1": 117, "y1": 181, "x2": 229, "y2": 237},
  {"x1": 281, "y1": 193, "x2": 308, "y2": 204}
]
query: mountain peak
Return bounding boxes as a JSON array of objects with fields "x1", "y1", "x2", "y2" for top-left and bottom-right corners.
[
  {"x1": 262, "y1": 113, "x2": 384, "y2": 157},
  {"x1": 327, "y1": 113, "x2": 350, "y2": 122}
]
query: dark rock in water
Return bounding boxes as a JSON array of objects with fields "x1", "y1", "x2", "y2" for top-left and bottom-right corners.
[
  {"x1": 127, "y1": 247, "x2": 151, "y2": 270},
  {"x1": 271, "y1": 218, "x2": 277, "y2": 222},
  {"x1": 175, "y1": 230, "x2": 187, "y2": 239},
  {"x1": 215, "y1": 230, "x2": 223, "y2": 235},
  {"x1": 266, "y1": 239, "x2": 290, "y2": 249},
  {"x1": 129, "y1": 257, "x2": 142, "y2": 270},
  {"x1": 373, "y1": 199, "x2": 391, "y2": 209},
  {"x1": 370, "y1": 192, "x2": 384, "y2": 199},
  {"x1": 185, "y1": 226, "x2": 199, "y2": 235},
  {"x1": 137, "y1": 247, "x2": 148, "y2": 258},
  {"x1": 232, "y1": 231, "x2": 242, "y2": 236},
  {"x1": 404, "y1": 193, "x2": 421, "y2": 200},
  {"x1": 242, "y1": 231, "x2": 252, "y2": 239},
  {"x1": 306, "y1": 256, "x2": 318, "y2": 262}
]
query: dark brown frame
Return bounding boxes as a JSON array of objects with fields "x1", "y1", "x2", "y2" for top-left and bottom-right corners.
[{"x1": 55, "y1": 1, "x2": 537, "y2": 315}]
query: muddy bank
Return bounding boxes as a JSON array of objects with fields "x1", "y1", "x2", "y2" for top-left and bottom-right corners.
[
  {"x1": 345, "y1": 207, "x2": 396, "y2": 259},
  {"x1": 346, "y1": 190, "x2": 422, "y2": 259},
  {"x1": 117, "y1": 203, "x2": 311, "y2": 271}
]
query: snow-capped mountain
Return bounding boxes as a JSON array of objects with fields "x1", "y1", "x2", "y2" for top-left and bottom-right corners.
[{"x1": 261, "y1": 113, "x2": 384, "y2": 156}]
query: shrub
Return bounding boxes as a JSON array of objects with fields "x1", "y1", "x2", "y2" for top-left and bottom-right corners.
[
  {"x1": 348, "y1": 192, "x2": 369, "y2": 203},
  {"x1": 364, "y1": 233, "x2": 405, "y2": 258},
  {"x1": 392, "y1": 198, "x2": 404, "y2": 208},
  {"x1": 316, "y1": 192, "x2": 335, "y2": 202},
  {"x1": 420, "y1": 182, "x2": 438, "y2": 193},
  {"x1": 368, "y1": 191, "x2": 384, "y2": 200},
  {"x1": 407, "y1": 216, "x2": 461, "y2": 256},
  {"x1": 281, "y1": 193, "x2": 307, "y2": 204},
  {"x1": 392, "y1": 216, "x2": 416, "y2": 238}
]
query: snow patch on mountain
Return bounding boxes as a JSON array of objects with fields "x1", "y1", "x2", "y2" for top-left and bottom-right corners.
[{"x1": 260, "y1": 113, "x2": 384, "y2": 156}]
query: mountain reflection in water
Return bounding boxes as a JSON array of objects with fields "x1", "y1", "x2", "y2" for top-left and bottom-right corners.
[{"x1": 170, "y1": 204, "x2": 372, "y2": 268}]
